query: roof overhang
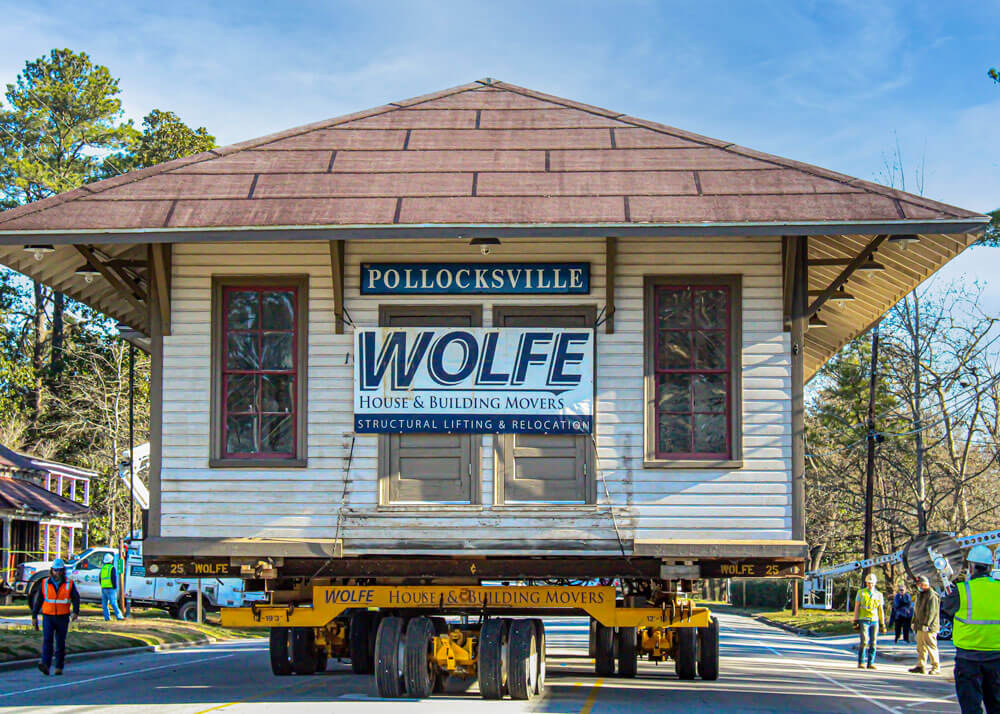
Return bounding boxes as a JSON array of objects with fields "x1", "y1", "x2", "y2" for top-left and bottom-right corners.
[{"x1": 0, "y1": 217, "x2": 987, "y2": 245}]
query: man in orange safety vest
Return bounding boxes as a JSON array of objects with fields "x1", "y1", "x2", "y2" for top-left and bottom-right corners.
[{"x1": 30, "y1": 558, "x2": 80, "y2": 676}]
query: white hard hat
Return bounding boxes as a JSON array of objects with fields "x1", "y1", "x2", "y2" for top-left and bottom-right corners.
[
  {"x1": 865, "y1": 573, "x2": 878, "y2": 584},
  {"x1": 103, "y1": 553, "x2": 114, "y2": 564},
  {"x1": 968, "y1": 545, "x2": 994, "y2": 565}
]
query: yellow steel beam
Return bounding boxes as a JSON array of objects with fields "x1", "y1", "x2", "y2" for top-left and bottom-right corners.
[{"x1": 221, "y1": 585, "x2": 711, "y2": 629}]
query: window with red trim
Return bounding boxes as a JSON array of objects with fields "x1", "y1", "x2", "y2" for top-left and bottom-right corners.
[
  {"x1": 652, "y1": 283, "x2": 732, "y2": 459},
  {"x1": 221, "y1": 286, "x2": 298, "y2": 459}
]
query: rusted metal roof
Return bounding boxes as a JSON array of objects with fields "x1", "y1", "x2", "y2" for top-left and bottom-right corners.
[
  {"x1": 0, "y1": 79, "x2": 984, "y2": 234},
  {"x1": 0, "y1": 476, "x2": 88, "y2": 516}
]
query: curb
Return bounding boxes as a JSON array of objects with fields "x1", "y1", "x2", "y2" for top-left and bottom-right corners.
[{"x1": 0, "y1": 637, "x2": 217, "y2": 672}]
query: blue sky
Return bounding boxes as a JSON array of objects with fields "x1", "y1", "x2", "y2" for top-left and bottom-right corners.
[{"x1": 3, "y1": 1, "x2": 998, "y2": 302}]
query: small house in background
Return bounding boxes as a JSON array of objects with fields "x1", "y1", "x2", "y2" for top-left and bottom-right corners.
[{"x1": 0, "y1": 444, "x2": 92, "y2": 585}]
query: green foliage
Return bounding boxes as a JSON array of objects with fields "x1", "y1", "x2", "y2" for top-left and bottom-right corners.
[
  {"x1": 120, "y1": 109, "x2": 215, "y2": 171},
  {"x1": 976, "y1": 209, "x2": 1000, "y2": 247},
  {"x1": 0, "y1": 49, "x2": 136, "y2": 204},
  {"x1": 0, "y1": 48, "x2": 215, "y2": 548}
]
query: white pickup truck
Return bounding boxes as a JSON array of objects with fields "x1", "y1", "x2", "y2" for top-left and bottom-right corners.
[{"x1": 14, "y1": 542, "x2": 262, "y2": 620}]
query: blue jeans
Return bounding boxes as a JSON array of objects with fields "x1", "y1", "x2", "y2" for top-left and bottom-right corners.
[
  {"x1": 101, "y1": 588, "x2": 124, "y2": 620},
  {"x1": 41, "y1": 614, "x2": 69, "y2": 669},
  {"x1": 858, "y1": 619, "x2": 879, "y2": 666}
]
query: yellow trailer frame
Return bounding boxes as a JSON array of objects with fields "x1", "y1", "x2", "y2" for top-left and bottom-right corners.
[{"x1": 222, "y1": 584, "x2": 711, "y2": 629}]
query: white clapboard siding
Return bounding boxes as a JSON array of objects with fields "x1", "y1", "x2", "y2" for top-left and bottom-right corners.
[{"x1": 160, "y1": 236, "x2": 792, "y2": 551}]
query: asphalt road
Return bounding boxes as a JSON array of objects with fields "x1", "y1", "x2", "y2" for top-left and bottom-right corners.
[{"x1": 0, "y1": 612, "x2": 960, "y2": 713}]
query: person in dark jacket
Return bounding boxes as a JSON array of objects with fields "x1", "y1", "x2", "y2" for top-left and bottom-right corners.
[
  {"x1": 891, "y1": 583, "x2": 914, "y2": 644},
  {"x1": 30, "y1": 559, "x2": 81, "y2": 676},
  {"x1": 941, "y1": 545, "x2": 1000, "y2": 713},
  {"x1": 910, "y1": 575, "x2": 940, "y2": 675}
]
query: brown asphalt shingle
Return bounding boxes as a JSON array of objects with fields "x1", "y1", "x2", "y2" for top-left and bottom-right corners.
[{"x1": 0, "y1": 79, "x2": 982, "y2": 233}]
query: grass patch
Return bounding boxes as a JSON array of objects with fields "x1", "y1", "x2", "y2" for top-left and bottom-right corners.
[
  {"x1": 0, "y1": 609, "x2": 260, "y2": 663},
  {"x1": 755, "y1": 608, "x2": 857, "y2": 636}
]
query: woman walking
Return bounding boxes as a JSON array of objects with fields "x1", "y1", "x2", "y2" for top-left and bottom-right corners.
[{"x1": 891, "y1": 583, "x2": 914, "y2": 644}]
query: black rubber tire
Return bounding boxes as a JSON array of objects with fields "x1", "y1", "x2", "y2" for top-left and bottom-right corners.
[
  {"x1": 404, "y1": 617, "x2": 437, "y2": 699},
  {"x1": 269, "y1": 627, "x2": 293, "y2": 676},
  {"x1": 177, "y1": 600, "x2": 200, "y2": 623},
  {"x1": 375, "y1": 616, "x2": 406, "y2": 698},
  {"x1": 618, "y1": 626, "x2": 638, "y2": 678},
  {"x1": 595, "y1": 622, "x2": 616, "y2": 676},
  {"x1": 532, "y1": 619, "x2": 546, "y2": 695},
  {"x1": 291, "y1": 627, "x2": 318, "y2": 675},
  {"x1": 477, "y1": 618, "x2": 509, "y2": 700},
  {"x1": 675, "y1": 627, "x2": 697, "y2": 680},
  {"x1": 507, "y1": 620, "x2": 537, "y2": 701},
  {"x1": 698, "y1": 617, "x2": 720, "y2": 681},
  {"x1": 350, "y1": 611, "x2": 375, "y2": 674}
]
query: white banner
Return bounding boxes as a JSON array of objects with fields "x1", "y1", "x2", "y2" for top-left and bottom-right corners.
[{"x1": 354, "y1": 327, "x2": 594, "y2": 434}]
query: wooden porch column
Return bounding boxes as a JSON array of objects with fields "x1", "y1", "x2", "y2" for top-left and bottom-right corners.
[
  {"x1": 329, "y1": 239, "x2": 345, "y2": 334},
  {"x1": 43, "y1": 524, "x2": 50, "y2": 561},
  {"x1": 147, "y1": 248, "x2": 166, "y2": 539},
  {"x1": 605, "y1": 237, "x2": 617, "y2": 334},
  {"x1": 786, "y1": 236, "x2": 808, "y2": 543}
]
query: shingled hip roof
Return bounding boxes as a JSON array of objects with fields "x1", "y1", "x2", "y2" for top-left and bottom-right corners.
[{"x1": 0, "y1": 79, "x2": 987, "y2": 235}]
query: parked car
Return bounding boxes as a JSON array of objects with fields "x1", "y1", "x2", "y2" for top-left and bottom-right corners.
[
  {"x1": 14, "y1": 541, "x2": 263, "y2": 619},
  {"x1": 13, "y1": 546, "x2": 119, "y2": 606}
]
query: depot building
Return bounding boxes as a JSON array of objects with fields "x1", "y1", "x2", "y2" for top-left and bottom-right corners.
[{"x1": 0, "y1": 80, "x2": 986, "y2": 571}]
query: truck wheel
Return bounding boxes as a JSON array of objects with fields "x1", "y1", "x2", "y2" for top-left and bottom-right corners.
[
  {"x1": 531, "y1": 619, "x2": 546, "y2": 695},
  {"x1": 177, "y1": 600, "x2": 200, "y2": 623},
  {"x1": 404, "y1": 616, "x2": 437, "y2": 699},
  {"x1": 618, "y1": 626, "x2": 638, "y2": 678},
  {"x1": 698, "y1": 617, "x2": 719, "y2": 681},
  {"x1": 350, "y1": 611, "x2": 375, "y2": 674},
  {"x1": 375, "y1": 616, "x2": 406, "y2": 698},
  {"x1": 675, "y1": 627, "x2": 697, "y2": 680},
  {"x1": 595, "y1": 622, "x2": 616, "y2": 676},
  {"x1": 269, "y1": 627, "x2": 294, "y2": 676},
  {"x1": 507, "y1": 620, "x2": 538, "y2": 701},
  {"x1": 477, "y1": 618, "x2": 509, "y2": 700},
  {"x1": 291, "y1": 627, "x2": 318, "y2": 675}
]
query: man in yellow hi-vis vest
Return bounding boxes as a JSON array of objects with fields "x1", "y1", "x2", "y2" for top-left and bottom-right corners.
[
  {"x1": 942, "y1": 545, "x2": 1000, "y2": 714},
  {"x1": 853, "y1": 573, "x2": 887, "y2": 669},
  {"x1": 99, "y1": 553, "x2": 124, "y2": 621}
]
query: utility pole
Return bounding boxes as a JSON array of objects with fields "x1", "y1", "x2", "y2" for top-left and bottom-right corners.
[{"x1": 863, "y1": 322, "x2": 880, "y2": 578}]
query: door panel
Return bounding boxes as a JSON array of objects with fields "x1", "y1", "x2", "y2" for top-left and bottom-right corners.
[
  {"x1": 378, "y1": 306, "x2": 481, "y2": 504},
  {"x1": 494, "y1": 306, "x2": 595, "y2": 503}
]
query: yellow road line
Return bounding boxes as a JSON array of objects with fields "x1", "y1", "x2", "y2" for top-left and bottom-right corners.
[
  {"x1": 579, "y1": 677, "x2": 604, "y2": 714},
  {"x1": 193, "y1": 677, "x2": 326, "y2": 714}
]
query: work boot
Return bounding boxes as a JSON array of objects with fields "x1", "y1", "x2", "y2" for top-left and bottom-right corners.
[
  {"x1": 867, "y1": 664, "x2": 877, "y2": 670},
  {"x1": 53, "y1": 668, "x2": 63, "y2": 675},
  {"x1": 37, "y1": 663, "x2": 49, "y2": 676},
  {"x1": 857, "y1": 663, "x2": 865, "y2": 669},
  {"x1": 928, "y1": 667, "x2": 940, "y2": 675},
  {"x1": 909, "y1": 666, "x2": 925, "y2": 674}
]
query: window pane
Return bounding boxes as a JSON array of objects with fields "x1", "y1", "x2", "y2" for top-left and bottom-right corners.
[
  {"x1": 657, "y1": 331, "x2": 691, "y2": 369},
  {"x1": 226, "y1": 415, "x2": 258, "y2": 454},
  {"x1": 693, "y1": 330, "x2": 726, "y2": 369},
  {"x1": 261, "y1": 333, "x2": 294, "y2": 370},
  {"x1": 657, "y1": 374, "x2": 690, "y2": 413},
  {"x1": 694, "y1": 413, "x2": 727, "y2": 453},
  {"x1": 226, "y1": 333, "x2": 259, "y2": 370},
  {"x1": 657, "y1": 413, "x2": 692, "y2": 454},
  {"x1": 693, "y1": 374, "x2": 727, "y2": 413},
  {"x1": 694, "y1": 289, "x2": 727, "y2": 328},
  {"x1": 261, "y1": 375, "x2": 294, "y2": 413},
  {"x1": 227, "y1": 291, "x2": 258, "y2": 329},
  {"x1": 262, "y1": 291, "x2": 295, "y2": 330},
  {"x1": 657, "y1": 289, "x2": 690, "y2": 328},
  {"x1": 226, "y1": 374, "x2": 256, "y2": 413},
  {"x1": 261, "y1": 415, "x2": 293, "y2": 453}
]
